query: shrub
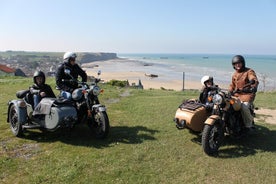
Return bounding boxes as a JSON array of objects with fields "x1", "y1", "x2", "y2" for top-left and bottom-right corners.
[{"x1": 107, "y1": 79, "x2": 129, "y2": 87}]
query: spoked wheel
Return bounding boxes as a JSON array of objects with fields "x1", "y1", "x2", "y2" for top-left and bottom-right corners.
[
  {"x1": 9, "y1": 104, "x2": 23, "y2": 137},
  {"x1": 89, "y1": 111, "x2": 110, "y2": 139},
  {"x1": 202, "y1": 122, "x2": 224, "y2": 156}
]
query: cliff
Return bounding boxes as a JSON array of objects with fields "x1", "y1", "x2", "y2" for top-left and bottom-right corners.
[
  {"x1": 78, "y1": 52, "x2": 118, "y2": 63},
  {"x1": 0, "y1": 51, "x2": 118, "y2": 76}
]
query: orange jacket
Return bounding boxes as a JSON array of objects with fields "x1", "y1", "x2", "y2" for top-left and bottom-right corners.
[{"x1": 229, "y1": 67, "x2": 259, "y2": 102}]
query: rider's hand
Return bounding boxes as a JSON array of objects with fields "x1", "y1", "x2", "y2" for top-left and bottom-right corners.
[
  {"x1": 243, "y1": 87, "x2": 257, "y2": 93},
  {"x1": 249, "y1": 87, "x2": 257, "y2": 93},
  {"x1": 69, "y1": 79, "x2": 77, "y2": 86},
  {"x1": 40, "y1": 92, "x2": 46, "y2": 97}
]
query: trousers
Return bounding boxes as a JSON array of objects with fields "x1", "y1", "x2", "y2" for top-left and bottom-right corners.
[{"x1": 240, "y1": 101, "x2": 253, "y2": 128}]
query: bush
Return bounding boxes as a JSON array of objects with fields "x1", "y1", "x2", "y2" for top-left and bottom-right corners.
[{"x1": 107, "y1": 79, "x2": 129, "y2": 87}]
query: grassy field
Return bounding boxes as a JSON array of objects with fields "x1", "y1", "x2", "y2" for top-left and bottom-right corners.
[{"x1": 0, "y1": 77, "x2": 275, "y2": 184}]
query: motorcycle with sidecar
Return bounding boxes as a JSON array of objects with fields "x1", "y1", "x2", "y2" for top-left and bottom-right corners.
[
  {"x1": 7, "y1": 70, "x2": 109, "y2": 139},
  {"x1": 174, "y1": 82, "x2": 256, "y2": 155},
  {"x1": 7, "y1": 89, "x2": 77, "y2": 137}
]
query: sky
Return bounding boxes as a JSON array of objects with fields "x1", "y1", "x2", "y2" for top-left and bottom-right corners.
[{"x1": 1, "y1": 0, "x2": 276, "y2": 54}]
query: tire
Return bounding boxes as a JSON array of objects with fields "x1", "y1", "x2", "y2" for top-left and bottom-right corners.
[
  {"x1": 9, "y1": 104, "x2": 23, "y2": 137},
  {"x1": 202, "y1": 122, "x2": 223, "y2": 155},
  {"x1": 89, "y1": 111, "x2": 110, "y2": 139}
]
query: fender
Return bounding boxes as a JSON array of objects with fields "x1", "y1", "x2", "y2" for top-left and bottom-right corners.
[
  {"x1": 7, "y1": 100, "x2": 28, "y2": 124},
  {"x1": 204, "y1": 115, "x2": 221, "y2": 125},
  {"x1": 92, "y1": 104, "x2": 106, "y2": 112}
]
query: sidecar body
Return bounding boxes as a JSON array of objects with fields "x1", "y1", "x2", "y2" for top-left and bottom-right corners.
[
  {"x1": 7, "y1": 91, "x2": 78, "y2": 136},
  {"x1": 174, "y1": 100, "x2": 209, "y2": 132}
]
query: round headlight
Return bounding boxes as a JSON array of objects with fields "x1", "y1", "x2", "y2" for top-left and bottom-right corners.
[
  {"x1": 92, "y1": 86, "x2": 101, "y2": 96},
  {"x1": 213, "y1": 94, "x2": 223, "y2": 104}
]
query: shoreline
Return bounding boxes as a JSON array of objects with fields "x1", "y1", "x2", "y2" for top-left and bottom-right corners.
[{"x1": 82, "y1": 58, "x2": 229, "y2": 90}]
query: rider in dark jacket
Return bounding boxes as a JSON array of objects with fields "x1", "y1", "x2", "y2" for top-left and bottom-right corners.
[
  {"x1": 56, "y1": 52, "x2": 87, "y2": 99},
  {"x1": 31, "y1": 71, "x2": 56, "y2": 108},
  {"x1": 199, "y1": 75, "x2": 216, "y2": 104}
]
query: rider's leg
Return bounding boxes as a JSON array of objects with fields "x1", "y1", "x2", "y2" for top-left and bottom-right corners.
[
  {"x1": 33, "y1": 94, "x2": 41, "y2": 108},
  {"x1": 240, "y1": 101, "x2": 254, "y2": 128}
]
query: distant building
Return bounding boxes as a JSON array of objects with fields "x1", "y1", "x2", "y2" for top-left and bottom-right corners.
[{"x1": 0, "y1": 64, "x2": 26, "y2": 76}]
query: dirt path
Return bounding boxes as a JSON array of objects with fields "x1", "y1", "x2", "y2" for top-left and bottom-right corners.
[{"x1": 255, "y1": 108, "x2": 276, "y2": 125}]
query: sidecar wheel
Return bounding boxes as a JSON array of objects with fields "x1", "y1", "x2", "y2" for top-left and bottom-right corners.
[
  {"x1": 9, "y1": 104, "x2": 23, "y2": 137},
  {"x1": 89, "y1": 111, "x2": 110, "y2": 139},
  {"x1": 202, "y1": 122, "x2": 223, "y2": 156}
]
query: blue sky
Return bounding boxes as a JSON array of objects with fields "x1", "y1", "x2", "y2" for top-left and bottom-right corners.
[{"x1": 1, "y1": 0, "x2": 276, "y2": 54}]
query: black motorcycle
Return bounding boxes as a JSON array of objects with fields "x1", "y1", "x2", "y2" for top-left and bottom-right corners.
[{"x1": 62, "y1": 69, "x2": 110, "y2": 139}]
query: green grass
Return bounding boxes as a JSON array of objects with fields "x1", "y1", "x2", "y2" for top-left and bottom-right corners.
[{"x1": 0, "y1": 77, "x2": 276, "y2": 184}]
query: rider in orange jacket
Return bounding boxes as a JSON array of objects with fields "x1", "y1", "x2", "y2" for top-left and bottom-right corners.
[{"x1": 229, "y1": 55, "x2": 259, "y2": 129}]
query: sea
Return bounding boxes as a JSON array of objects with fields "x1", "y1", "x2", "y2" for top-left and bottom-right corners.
[{"x1": 118, "y1": 53, "x2": 276, "y2": 91}]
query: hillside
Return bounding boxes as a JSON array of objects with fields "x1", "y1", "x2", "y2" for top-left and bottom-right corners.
[{"x1": 0, "y1": 51, "x2": 117, "y2": 76}]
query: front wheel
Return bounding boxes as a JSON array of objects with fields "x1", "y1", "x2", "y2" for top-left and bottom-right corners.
[
  {"x1": 201, "y1": 122, "x2": 224, "y2": 155},
  {"x1": 88, "y1": 111, "x2": 110, "y2": 139},
  {"x1": 9, "y1": 104, "x2": 23, "y2": 137}
]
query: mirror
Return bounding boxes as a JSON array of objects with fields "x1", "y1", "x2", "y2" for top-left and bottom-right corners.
[
  {"x1": 97, "y1": 70, "x2": 101, "y2": 76},
  {"x1": 64, "y1": 69, "x2": 71, "y2": 75}
]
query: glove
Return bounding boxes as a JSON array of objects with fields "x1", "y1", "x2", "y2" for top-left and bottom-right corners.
[
  {"x1": 69, "y1": 79, "x2": 77, "y2": 86},
  {"x1": 64, "y1": 86, "x2": 74, "y2": 93},
  {"x1": 243, "y1": 87, "x2": 257, "y2": 93},
  {"x1": 249, "y1": 87, "x2": 257, "y2": 93}
]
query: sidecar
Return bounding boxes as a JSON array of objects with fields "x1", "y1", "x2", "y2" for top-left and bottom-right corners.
[
  {"x1": 173, "y1": 99, "x2": 210, "y2": 132},
  {"x1": 7, "y1": 90, "x2": 78, "y2": 137}
]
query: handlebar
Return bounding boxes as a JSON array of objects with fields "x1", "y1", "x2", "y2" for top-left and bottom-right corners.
[
  {"x1": 231, "y1": 80, "x2": 257, "y2": 95},
  {"x1": 62, "y1": 78, "x2": 100, "y2": 85}
]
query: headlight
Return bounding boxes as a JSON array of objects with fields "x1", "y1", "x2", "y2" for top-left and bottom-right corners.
[
  {"x1": 92, "y1": 86, "x2": 101, "y2": 96},
  {"x1": 212, "y1": 94, "x2": 223, "y2": 104}
]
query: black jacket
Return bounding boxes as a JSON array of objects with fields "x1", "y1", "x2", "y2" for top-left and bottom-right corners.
[
  {"x1": 56, "y1": 62, "x2": 87, "y2": 92},
  {"x1": 31, "y1": 84, "x2": 56, "y2": 98}
]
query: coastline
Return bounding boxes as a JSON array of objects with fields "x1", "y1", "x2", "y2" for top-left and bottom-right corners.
[{"x1": 82, "y1": 58, "x2": 228, "y2": 90}]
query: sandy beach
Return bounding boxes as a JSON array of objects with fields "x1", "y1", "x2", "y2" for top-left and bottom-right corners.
[{"x1": 82, "y1": 58, "x2": 228, "y2": 91}]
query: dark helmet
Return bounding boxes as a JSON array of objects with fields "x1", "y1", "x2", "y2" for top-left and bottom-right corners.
[
  {"x1": 232, "y1": 55, "x2": 245, "y2": 69},
  {"x1": 33, "y1": 70, "x2": 45, "y2": 85}
]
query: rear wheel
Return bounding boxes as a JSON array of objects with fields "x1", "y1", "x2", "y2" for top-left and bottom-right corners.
[
  {"x1": 89, "y1": 111, "x2": 110, "y2": 139},
  {"x1": 9, "y1": 104, "x2": 23, "y2": 137},
  {"x1": 202, "y1": 121, "x2": 223, "y2": 155}
]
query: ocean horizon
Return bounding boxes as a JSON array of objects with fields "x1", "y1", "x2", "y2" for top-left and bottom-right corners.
[{"x1": 118, "y1": 53, "x2": 276, "y2": 91}]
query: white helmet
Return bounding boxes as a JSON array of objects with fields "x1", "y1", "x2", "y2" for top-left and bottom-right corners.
[
  {"x1": 63, "y1": 52, "x2": 77, "y2": 61},
  {"x1": 201, "y1": 75, "x2": 213, "y2": 86}
]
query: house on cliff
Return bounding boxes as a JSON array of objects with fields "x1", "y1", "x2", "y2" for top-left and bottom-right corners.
[{"x1": 0, "y1": 64, "x2": 26, "y2": 76}]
